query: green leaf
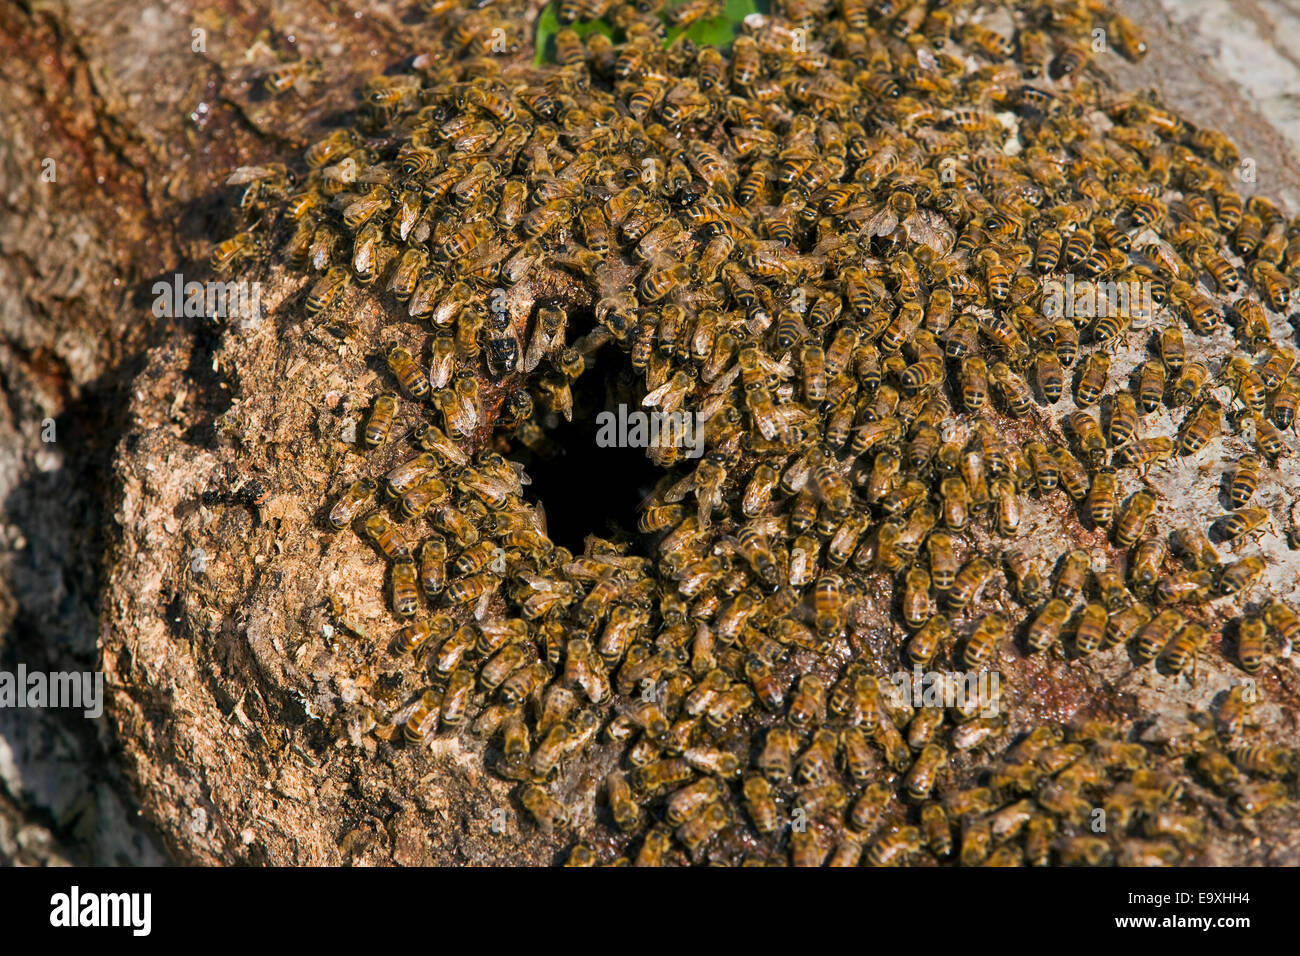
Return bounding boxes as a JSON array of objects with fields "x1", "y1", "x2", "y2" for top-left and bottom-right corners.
[
  {"x1": 664, "y1": 0, "x2": 761, "y2": 50},
  {"x1": 533, "y1": 6, "x2": 616, "y2": 66},
  {"x1": 534, "y1": 0, "x2": 769, "y2": 64}
]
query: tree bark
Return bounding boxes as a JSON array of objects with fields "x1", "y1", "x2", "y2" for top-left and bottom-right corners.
[{"x1": 1, "y1": 0, "x2": 1298, "y2": 865}]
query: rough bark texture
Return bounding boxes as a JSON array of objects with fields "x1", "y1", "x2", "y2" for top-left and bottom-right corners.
[
  {"x1": 2, "y1": 0, "x2": 1300, "y2": 865},
  {"x1": 0, "y1": 0, "x2": 499, "y2": 865}
]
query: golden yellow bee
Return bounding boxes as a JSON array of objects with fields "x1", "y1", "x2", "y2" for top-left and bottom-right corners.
[
  {"x1": 1264, "y1": 600, "x2": 1300, "y2": 650},
  {"x1": 403, "y1": 689, "x2": 442, "y2": 744},
  {"x1": 1025, "y1": 599, "x2": 1070, "y2": 655},
  {"x1": 1235, "y1": 615, "x2": 1270, "y2": 674},
  {"x1": 1219, "y1": 555, "x2": 1265, "y2": 597},
  {"x1": 209, "y1": 230, "x2": 260, "y2": 273},
  {"x1": 1115, "y1": 491, "x2": 1155, "y2": 548},
  {"x1": 519, "y1": 785, "x2": 568, "y2": 832},
  {"x1": 1222, "y1": 506, "x2": 1270, "y2": 543},
  {"x1": 963, "y1": 612, "x2": 1007, "y2": 670},
  {"x1": 328, "y1": 477, "x2": 376, "y2": 531},
  {"x1": 1054, "y1": 549, "x2": 1091, "y2": 602},
  {"x1": 363, "y1": 512, "x2": 410, "y2": 562},
  {"x1": 1084, "y1": 468, "x2": 1118, "y2": 529},
  {"x1": 393, "y1": 613, "x2": 450, "y2": 657},
  {"x1": 390, "y1": 558, "x2": 419, "y2": 618}
]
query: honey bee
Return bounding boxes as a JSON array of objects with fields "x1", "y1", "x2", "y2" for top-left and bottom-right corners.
[
  {"x1": 866, "y1": 826, "x2": 922, "y2": 867},
  {"x1": 519, "y1": 785, "x2": 568, "y2": 832},
  {"x1": 1231, "y1": 780, "x2": 1291, "y2": 817},
  {"x1": 1035, "y1": 228, "x2": 1063, "y2": 273},
  {"x1": 1252, "y1": 260, "x2": 1291, "y2": 312},
  {"x1": 963, "y1": 612, "x2": 1007, "y2": 669},
  {"x1": 1084, "y1": 469, "x2": 1118, "y2": 528},
  {"x1": 328, "y1": 477, "x2": 376, "y2": 531},
  {"x1": 1214, "y1": 683, "x2": 1259, "y2": 740},
  {"x1": 1273, "y1": 375, "x2": 1300, "y2": 430},
  {"x1": 1073, "y1": 602, "x2": 1111, "y2": 657},
  {"x1": 383, "y1": 453, "x2": 437, "y2": 501},
  {"x1": 1104, "y1": 602, "x2": 1153, "y2": 651},
  {"x1": 813, "y1": 573, "x2": 846, "y2": 636},
  {"x1": 393, "y1": 613, "x2": 450, "y2": 658},
  {"x1": 383, "y1": 345, "x2": 429, "y2": 400},
  {"x1": 605, "y1": 769, "x2": 642, "y2": 833},
  {"x1": 939, "y1": 477, "x2": 970, "y2": 532},
  {"x1": 634, "y1": 825, "x2": 673, "y2": 867},
  {"x1": 1122, "y1": 536, "x2": 1163, "y2": 598},
  {"x1": 364, "y1": 512, "x2": 410, "y2": 562},
  {"x1": 904, "y1": 744, "x2": 947, "y2": 802},
  {"x1": 1221, "y1": 506, "x2": 1270, "y2": 543},
  {"x1": 1254, "y1": 414, "x2": 1289, "y2": 462},
  {"x1": 787, "y1": 673, "x2": 828, "y2": 731},
  {"x1": 898, "y1": 567, "x2": 932, "y2": 630},
  {"x1": 1073, "y1": 353, "x2": 1109, "y2": 407},
  {"x1": 1049, "y1": 549, "x2": 1088, "y2": 603},
  {"x1": 210, "y1": 230, "x2": 261, "y2": 273},
  {"x1": 1033, "y1": 351, "x2": 1063, "y2": 404},
  {"x1": 403, "y1": 689, "x2": 442, "y2": 744},
  {"x1": 991, "y1": 477, "x2": 1021, "y2": 536},
  {"x1": 947, "y1": 558, "x2": 993, "y2": 614},
  {"x1": 1156, "y1": 568, "x2": 1216, "y2": 605},
  {"x1": 435, "y1": 666, "x2": 474, "y2": 728},
  {"x1": 1052, "y1": 38, "x2": 1094, "y2": 77},
  {"x1": 1235, "y1": 615, "x2": 1270, "y2": 674},
  {"x1": 390, "y1": 557, "x2": 419, "y2": 618},
  {"x1": 1115, "y1": 491, "x2": 1156, "y2": 548},
  {"x1": 1049, "y1": 446, "x2": 1088, "y2": 500},
  {"x1": 1068, "y1": 410, "x2": 1106, "y2": 467},
  {"x1": 1127, "y1": 362, "x2": 1163, "y2": 419},
  {"x1": 1264, "y1": 600, "x2": 1300, "y2": 649},
  {"x1": 990, "y1": 362, "x2": 1033, "y2": 417},
  {"x1": 1053, "y1": 319, "x2": 1080, "y2": 366},
  {"x1": 1026, "y1": 599, "x2": 1070, "y2": 655},
  {"x1": 260, "y1": 57, "x2": 323, "y2": 98},
  {"x1": 305, "y1": 129, "x2": 359, "y2": 170},
  {"x1": 1102, "y1": 390, "x2": 1144, "y2": 450},
  {"x1": 1219, "y1": 555, "x2": 1265, "y2": 597},
  {"x1": 1135, "y1": 608, "x2": 1183, "y2": 663},
  {"x1": 740, "y1": 774, "x2": 780, "y2": 835}
]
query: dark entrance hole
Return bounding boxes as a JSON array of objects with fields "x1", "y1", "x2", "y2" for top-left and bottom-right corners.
[{"x1": 517, "y1": 343, "x2": 666, "y2": 553}]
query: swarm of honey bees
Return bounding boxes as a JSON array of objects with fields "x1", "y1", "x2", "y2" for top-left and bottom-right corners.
[{"x1": 212, "y1": 0, "x2": 1300, "y2": 865}]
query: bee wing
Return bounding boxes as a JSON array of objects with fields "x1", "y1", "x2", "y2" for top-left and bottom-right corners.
[
  {"x1": 523, "y1": 323, "x2": 551, "y2": 375},
  {"x1": 642, "y1": 377, "x2": 675, "y2": 408},
  {"x1": 474, "y1": 583, "x2": 496, "y2": 622},
  {"x1": 858, "y1": 203, "x2": 900, "y2": 238},
  {"x1": 695, "y1": 391, "x2": 729, "y2": 420},
  {"x1": 660, "y1": 472, "x2": 695, "y2": 504},
  {"x1": 506, "y1": 459, "x2": 531, "y2": 488},
  {"x1": 904, "y1": 210, "x2": 956, "y2": 255},
  {"x1": 458, "y1": 239, "x2": 511, "y2": 273},
  {"x1": 756, "y1": 350, "x2": 795, "y2": 379},
  {"x1": 226, "y1": 165, "x2": 275, "y2": 185}
]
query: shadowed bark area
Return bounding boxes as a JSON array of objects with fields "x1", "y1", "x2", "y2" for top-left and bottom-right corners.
[
  {"x1": 1, "y1": 0, "x2": 1299, "y2": 865},
  {"x1": 0, "y1": 0, "x2": 496, "y2": 865}
]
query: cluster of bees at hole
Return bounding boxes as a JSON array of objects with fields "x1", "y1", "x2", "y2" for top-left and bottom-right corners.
[{"x1": 213, "y1": 0, "x2": 1300, "y2": 865}]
